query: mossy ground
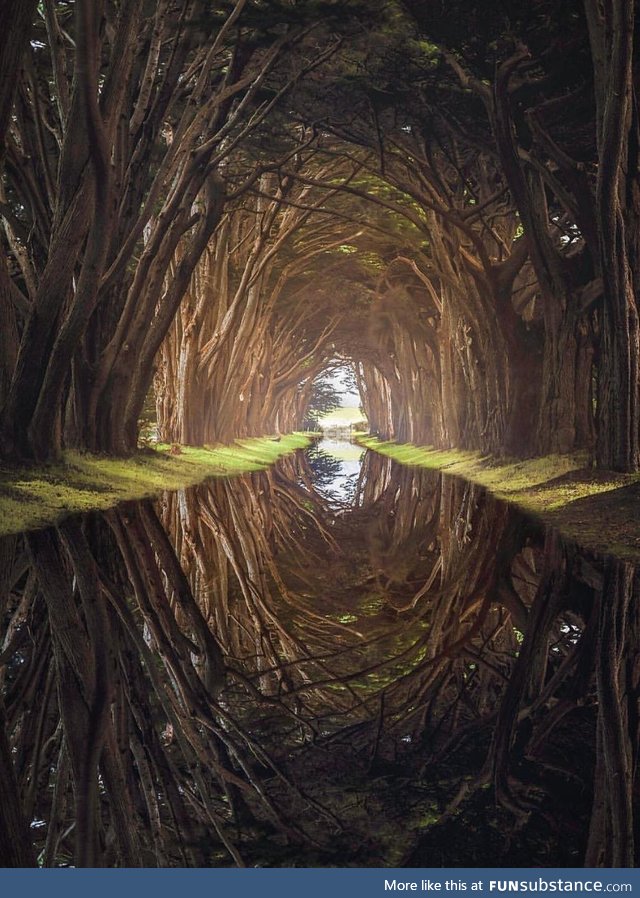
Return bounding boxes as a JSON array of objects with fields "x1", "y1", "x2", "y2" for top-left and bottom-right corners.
[
  {"x1": 0, "y1": 433, "x2": 311, "y2": 538},
  {"x1": 357, "y1": 436, "x2": 640, "y2": 562}
]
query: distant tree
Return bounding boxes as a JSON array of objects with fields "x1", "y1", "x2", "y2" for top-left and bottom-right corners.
[{"x1": 302, "y1": 372, "x2": 342, "y2": 430}]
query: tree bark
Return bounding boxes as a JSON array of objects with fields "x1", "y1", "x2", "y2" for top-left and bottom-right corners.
[{"x1": 586, "y1": 0, "x2": 640, "y2": 472}]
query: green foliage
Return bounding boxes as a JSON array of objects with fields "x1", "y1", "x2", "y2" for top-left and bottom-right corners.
[
  {"x1": 356, "y1": 250, "x2": 386, "y2": 273},
  {"x1": 303, "y1": 373, "x2": 342, "y2": 429}
]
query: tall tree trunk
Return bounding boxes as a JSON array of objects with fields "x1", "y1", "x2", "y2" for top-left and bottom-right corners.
[
  {"x1": 587, "y1": 0, "x2": 640, "y2": 472},
  {"x1": 0, "y1": 704, "x2": 35, "y2": 866},
  {"x1": 0, "y1": 0, "x2": 38, "y2": 157}
]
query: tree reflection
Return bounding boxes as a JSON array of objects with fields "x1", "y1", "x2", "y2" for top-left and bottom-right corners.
[{"x1": 0, "y1": 451, "x2": 638, "y2": 866}]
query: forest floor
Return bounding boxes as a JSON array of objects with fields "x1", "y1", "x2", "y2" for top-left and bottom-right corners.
[
  {"x1": 357, "y1": 436, "x2": 640, "y2": 562},
  {"x1": 0, "y1": 433, "x2": 312, "y2": 537}
]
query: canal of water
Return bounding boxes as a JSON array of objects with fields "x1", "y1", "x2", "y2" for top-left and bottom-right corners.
[{"x1": 2, "y1": 440, "x2": 635, "y2": 866}]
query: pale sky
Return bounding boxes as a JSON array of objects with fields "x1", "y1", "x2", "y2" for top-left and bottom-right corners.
[{"x1": 330, "y1": 365, "x2": 361, "y2": 407}]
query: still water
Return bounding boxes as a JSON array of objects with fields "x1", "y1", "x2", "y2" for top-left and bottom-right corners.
[
  {"x1": 307, "y1": 438, "x2": 364, "y2": 504},
  {"x1": 1, "y1": 443, "x2": 637, "y2": 867}
]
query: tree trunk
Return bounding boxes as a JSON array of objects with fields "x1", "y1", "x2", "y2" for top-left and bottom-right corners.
[
  {"x1": 587, "y1": 0, "x2": 640, "y2": 471},
  {"x1": 0, "y1": 704, "x2": 35, "y2": 866}
]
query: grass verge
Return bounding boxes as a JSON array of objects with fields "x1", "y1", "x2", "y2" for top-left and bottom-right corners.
[
  {"x1": 357, "y1": 436, "x2": 640, "y2": 562},
  {"x1": 0, "y1": 433, "x2": 312, "y2": 538},
  {"x1": 318, "y1": 406, "x2": 366, "y2": 426}
]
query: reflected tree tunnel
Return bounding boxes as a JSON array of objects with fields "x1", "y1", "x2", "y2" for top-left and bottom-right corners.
[
  {"x1": 2, "y1": 449, "x2": 639, "y2": 866},
  {"x1": 2, "y1": 0, "x2": 640, "y2": 875}
]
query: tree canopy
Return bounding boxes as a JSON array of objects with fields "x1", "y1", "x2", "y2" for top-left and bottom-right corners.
[{"x1": 0, "y1": 0, "x2": 637, "y2": 471}]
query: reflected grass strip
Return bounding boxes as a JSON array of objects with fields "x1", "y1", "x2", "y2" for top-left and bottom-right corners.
[{"x1": 357, "y1": 436, "x2": 640, "y2": 561}]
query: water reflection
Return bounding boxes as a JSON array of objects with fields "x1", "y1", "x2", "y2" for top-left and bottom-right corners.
[
  {"x1": 305, "y1": 438, "x2": 363, "y2": 505},
  {"x1": 0, "y1": 448, "x2": 638, "y2": 867}
]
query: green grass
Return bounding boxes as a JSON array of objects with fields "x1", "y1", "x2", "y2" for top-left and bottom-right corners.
[
  {"x1": 0, "y1": 433, "x2": 311, "y2": 538},
  {"x1": 357, "y1": 436, "x2": 640, "y2": 561},
  {"x1": 319, "y1": 406, "x2": 366, "y2": 426}
]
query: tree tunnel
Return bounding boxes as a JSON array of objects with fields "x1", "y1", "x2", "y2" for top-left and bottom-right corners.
[
  {"x1": 2, "y1": 0, "x2": 640, "y2": 873},
  {"x1": 152, "y1": 191, "x2": 543, "y2": 459},
  {"x1": 0, "y1": 0, "x2": 637, "y2": 470}
]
